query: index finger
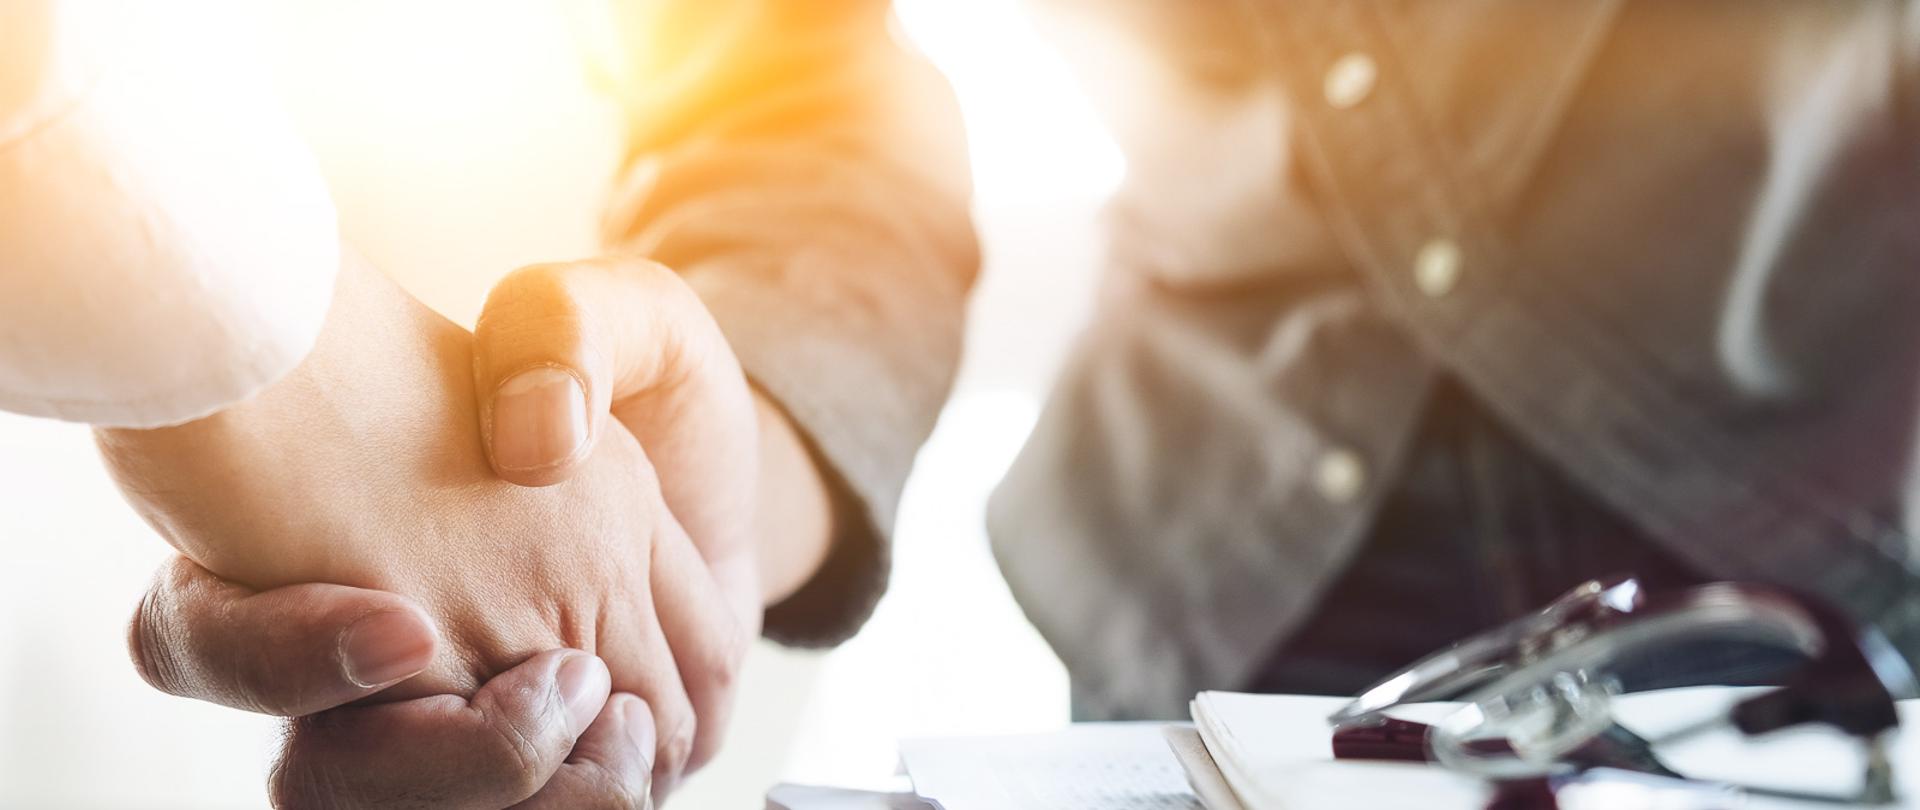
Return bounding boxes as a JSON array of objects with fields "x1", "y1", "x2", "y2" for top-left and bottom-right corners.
[{"x1": 648, "y1": 512, "x2": 750, "y2": 781}]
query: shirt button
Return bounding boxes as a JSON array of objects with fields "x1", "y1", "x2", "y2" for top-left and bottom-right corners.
[
  {"x1": 1313, "y1": 448, "x2": 1367, "y2": 504},
  {"x1": 1323, "y1": 53, "x2": 1378, "y2": 109},
  {"x1": 1415, "y1": 239, "x2": 1462, "y2": 298}
]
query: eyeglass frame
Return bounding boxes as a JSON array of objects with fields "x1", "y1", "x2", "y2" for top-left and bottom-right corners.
[{"x1": 1327, "y1": 575, "x2": 1918, "y2": 806}]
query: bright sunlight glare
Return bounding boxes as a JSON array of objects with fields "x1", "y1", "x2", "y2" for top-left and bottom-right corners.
[{"x1": 894, "y1": 0, "x2": 1125, "y2": 205}]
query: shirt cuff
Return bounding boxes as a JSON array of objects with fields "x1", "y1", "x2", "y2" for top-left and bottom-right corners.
[{"x1": 0, "y1": 8, "x2": 338, "y2": 428}]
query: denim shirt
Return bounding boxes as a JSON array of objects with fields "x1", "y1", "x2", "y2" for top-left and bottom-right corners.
[{"x1": 603, "y1": 1, "x2": 1920, "y2": 719}]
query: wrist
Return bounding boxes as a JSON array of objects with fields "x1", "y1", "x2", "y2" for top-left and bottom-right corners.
[
  {"x1": 96, "y1": 251, "x2": 462, "y2": 583},
  {"x1": 749, "y1": 386, "x2": 836, "y2": 606}
]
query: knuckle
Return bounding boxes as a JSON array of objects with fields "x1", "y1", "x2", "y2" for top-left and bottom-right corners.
[
  {"x1": 615, "y1": 259, "x2": 702, "y2": 328},
  {"x1": 127, "y1": 579, "x2": 187, "y2": 696},
  {"x1": 481, "y1": 264, "x2": 590, "y2": 332},
  {"x1": 619, "y1": 258, "x2": 681, "y2": 294},
  {"x1": 654, "y1": 709, "x2": 696, "y2": 781},
  {"x1": 640, "y1": 257, "x2": 698, "y2": 299},
  {"x1": 268, "y1": 735, "x2": 354, "y2": 810},
  {"x1": 126, "y1": 561, "x2": 293, "y2": 715},
  {"x1": 717, "y1": 623, "x2": 749, "y2": 684},
  {"x1": 565, "y1": 762, "x2": 651, "y2": 810},
  {"x1": 697, "y1": 630, "x2": 747, "y2": 698},
  {"x1": 266, "y1": 758, "x2": 316, "y2": 809},
  {"x1": 480, "y1": 691, "x2": 565, "y2": 801}
]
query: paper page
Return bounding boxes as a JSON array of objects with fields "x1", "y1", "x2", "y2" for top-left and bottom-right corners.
[
  {"x1": 1192, "y1": 692, "x2": 1487, "y2": 809},
  {"x1": 766, "y1": 783, "x2": 938, "y2": 810},
  {"x1": 1193, "y1": 689, "x2": 1920, "y2": 809},
  {"x1": 1163, "y1": 725, "x2": 1247, "y2": 810},
  {"x1": 900, "y1": 723, "x2": 1203, "y2": 810}
]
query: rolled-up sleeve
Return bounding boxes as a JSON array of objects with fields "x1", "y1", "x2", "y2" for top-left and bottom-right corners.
[
  {"x1": 0, "y1": 0, "x2": 340, "y2": 428},
  {"x1": 600, "y1": 0, "x2": 978, "y2": 646}
]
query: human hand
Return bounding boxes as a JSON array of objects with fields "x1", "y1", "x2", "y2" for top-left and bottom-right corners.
[
  {"x1": 129, "y1": 556, "x2": 658, "y2": 808},
  {"x1": 473, "y1": 258, "x2": 765, "y2": 632},
  {"x1": 470, "y1": 257, "x2": 837, "y2": 627},
  {"x1": 97, "y1": 253, "x2": 744, "y2": 803}
]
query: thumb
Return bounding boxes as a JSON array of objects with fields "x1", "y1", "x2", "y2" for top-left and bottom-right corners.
[
  {"x1": 473, "y1": 258, "x2": 762, "y2": 613},
  {"x1": 473, "y1": 258, "x2": 754, "y2": 487},
  {"x1": 131, "y1": 555, "x2": 439, "y2": 717},
  {"x1": 273, "y1": 650, "x2": 614, "y2": 809}
]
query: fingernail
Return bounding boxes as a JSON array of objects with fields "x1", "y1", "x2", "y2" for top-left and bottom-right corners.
[
  {"x1": 491, "y1": 366, "x2": 589, "y2": 472},
  {"x1": 339, "y1": 610, "x2": 436, "y2": 688},
  {"x1": 623, "y1": 697, "x2": 656, "y2": 761},
  {"x1": 556, "y1": 654, "x2": 611, "y2": 737}
]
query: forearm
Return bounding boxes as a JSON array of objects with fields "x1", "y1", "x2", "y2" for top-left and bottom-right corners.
[{"x1": 606, "y1": 0, "x2": 977, "y2": 645}]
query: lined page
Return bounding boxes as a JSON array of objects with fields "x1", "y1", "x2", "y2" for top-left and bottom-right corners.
[{"x1": 901, "y1": 723, "x2": 1202, "y2": 810}]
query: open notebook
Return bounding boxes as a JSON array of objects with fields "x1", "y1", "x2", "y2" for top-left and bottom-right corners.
[
  {"x1": 1174, "y1": 689, "x2": 1920, "y2": 809},
  {"x1": 1180, "y1": 693, "x2": 1487, "y2": 809}
]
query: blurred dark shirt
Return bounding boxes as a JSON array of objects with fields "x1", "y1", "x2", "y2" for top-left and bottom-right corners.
[{"x1": 603, "y1": 1, "x2": 1920, "y2": 719}]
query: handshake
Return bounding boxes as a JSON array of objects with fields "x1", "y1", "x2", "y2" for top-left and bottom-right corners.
[{"x1": 97, "y1": 252, "x2": 821, "y2": 808}]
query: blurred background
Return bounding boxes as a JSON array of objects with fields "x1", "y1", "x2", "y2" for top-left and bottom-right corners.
[{"x1": 0, "y1": 0, "x2": 1121, "y2": 806}]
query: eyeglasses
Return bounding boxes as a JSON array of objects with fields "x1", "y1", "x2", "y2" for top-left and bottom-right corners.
[{"x1": 1329, "y1": 576, "x2": 1918, "y2": 806}]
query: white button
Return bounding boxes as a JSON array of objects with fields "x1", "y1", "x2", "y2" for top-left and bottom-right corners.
[
  {"x1": 1415, "y1": 239, "x2": 1462, "y2": 298},
  {"x1": 1323, "y1": 53, "x2": 1378, "y2": 109},
  {"x1": 1313, "y1": 448, "x2": 1367, "y2": 504}
]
